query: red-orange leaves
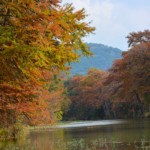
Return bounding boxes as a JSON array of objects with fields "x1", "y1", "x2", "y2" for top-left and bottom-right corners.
[
  {"x1": 127, "y1": 30, "x2": 150, "y2": 47},
  {"x1": 0, "y1": 73, "x2": 67, "y2": 126},
  {"x1": 103, "y1": 30, "x2": 150, "y2": 115},
  {"x1": 64, "y1": 69, "x2": 107, "y2": 120}
]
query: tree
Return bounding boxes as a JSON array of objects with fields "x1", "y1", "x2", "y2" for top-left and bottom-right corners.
[
  {"x1": 0, "y1": 0, "x2": 94, "y2": 81},
  {"x1": 64, "y1": 68, "x2": 108, "y2": 120},
  {"x1": 0, "y1": 0, "x2": 95, "y2": 132},
  {"x1": 103, "y1": 30, "x2": 150, "y2": 117}
]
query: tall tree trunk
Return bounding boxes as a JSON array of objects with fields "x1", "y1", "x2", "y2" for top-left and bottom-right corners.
[
  {"x1": 133, "y1": 90, "x2": 144, "y2": 118},
  {"x1": 103, "y1": 100, "x2": 112, "y2": 119}
]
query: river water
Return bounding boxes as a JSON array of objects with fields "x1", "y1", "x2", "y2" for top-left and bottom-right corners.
[{"x1": 1, "y1": 119, "x2": 150, "y2": 150}]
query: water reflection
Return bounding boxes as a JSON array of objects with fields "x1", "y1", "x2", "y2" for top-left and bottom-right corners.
[{"x1": 0, "y1": 119, "x2": 150, "y2": 150}]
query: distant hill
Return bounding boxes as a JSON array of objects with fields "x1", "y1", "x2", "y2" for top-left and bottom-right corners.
[{"x1": 70, "y1": 43, "x2": 122, "y2": 76}]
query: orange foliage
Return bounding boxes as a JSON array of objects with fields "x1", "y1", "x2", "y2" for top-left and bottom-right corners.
[
  {"x1": 103, "y1": 30, "x2": 150, "y2": 108},
  {"x1": 0, "y1": 73, "x2": 67, "y2": 126},
  {"x1": 0, "y1": 0, "x2": 94, "y2": 127},
  {"x1": 66, "y1": 69, "x2": 107, "y2": 113}
]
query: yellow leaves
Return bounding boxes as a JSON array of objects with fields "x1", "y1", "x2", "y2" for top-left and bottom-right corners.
[
  {"x1": 0, "y1": 0, "x2": 95, "y2": 126},
  {"x1": 1, "y1": 0, "x2": 94, "y2": 72}
]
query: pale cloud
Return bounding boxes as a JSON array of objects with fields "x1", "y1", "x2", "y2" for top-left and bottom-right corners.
[
  {"x1": 63, "y1": 0, "x2": 114, "y2": 25},
  {"x1": 62, "y1": 0, "x2": 150, "y2": 50}
]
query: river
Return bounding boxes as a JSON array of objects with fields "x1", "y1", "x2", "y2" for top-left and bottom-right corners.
[{"x1": 1, "y1": 119, "x2": 150, "y2": 150}]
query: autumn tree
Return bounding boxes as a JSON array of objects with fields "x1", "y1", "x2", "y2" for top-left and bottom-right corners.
[
  {"x1": 103, "y1": 30, "x2": 150, "y2": 118},
  {"x1": 64, "y1": 68, "x2": 108, "y2": 120},
  {"x1": 0, "y1": 0, "x2": 95, "y2": 135}
]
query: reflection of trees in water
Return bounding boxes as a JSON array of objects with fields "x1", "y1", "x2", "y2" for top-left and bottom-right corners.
[
  {"x1": 0, "y1": 120, "x2": 150, "y2": 149},
  {"x1": 1, "y1": 137, "x2": 150, "y2": 150}
]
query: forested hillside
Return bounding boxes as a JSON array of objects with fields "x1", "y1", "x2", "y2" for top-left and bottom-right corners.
[{"x1": 70, "y1": 43, "x2": 122, "y2": 75}]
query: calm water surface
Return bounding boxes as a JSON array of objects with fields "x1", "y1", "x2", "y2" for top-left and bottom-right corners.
[{"x1": 1, "y1": 119, "x2": 150, "y2": 150}]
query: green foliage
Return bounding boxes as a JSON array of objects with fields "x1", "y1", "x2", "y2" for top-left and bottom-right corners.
[{"x1": 0, "y1": 123, "x2": 29, "y2": 141}]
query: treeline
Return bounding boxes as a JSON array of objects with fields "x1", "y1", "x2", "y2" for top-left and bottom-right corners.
[{"x1": 63, "y1": 30, "x2": 150, "y2": 120}]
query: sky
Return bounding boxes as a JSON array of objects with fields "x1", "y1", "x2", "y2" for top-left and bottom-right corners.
[{"x1": 62, "y1": 0, "x2": 150, "y2": 50}]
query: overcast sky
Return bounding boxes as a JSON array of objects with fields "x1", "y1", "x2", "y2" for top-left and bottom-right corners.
[{"x1": 62, "y1": 0, "x2": 150, "y2": 50}]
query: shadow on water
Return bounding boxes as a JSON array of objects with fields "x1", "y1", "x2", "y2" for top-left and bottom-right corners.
[{"x1": 0, "y1": 119, "x2": 150, "y2": 150}]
